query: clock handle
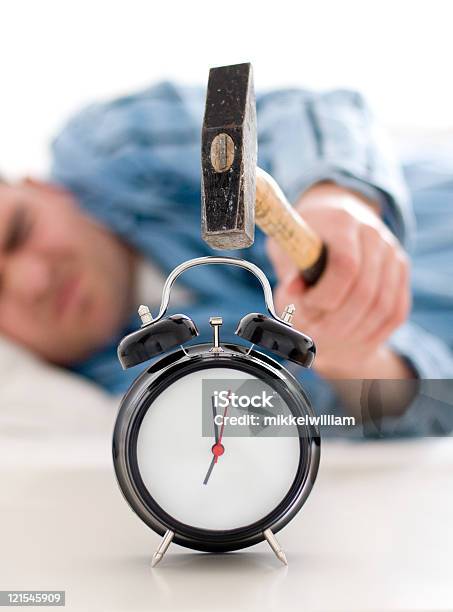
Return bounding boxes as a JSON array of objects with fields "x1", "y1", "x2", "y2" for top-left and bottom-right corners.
[{"x1": 152, "y1": 256, "x2": 283, "y2": 324}]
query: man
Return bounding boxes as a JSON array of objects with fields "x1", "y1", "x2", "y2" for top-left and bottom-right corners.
[{"x1": 0, "y1": 82, "x2": 452, "y2": 430}]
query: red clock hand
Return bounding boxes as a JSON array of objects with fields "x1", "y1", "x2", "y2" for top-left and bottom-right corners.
[
  {"x1": 203, "y1": 391, "x2": 231, "y2": 485},
  {"x1": 213, "y1": 390, "x2": 230, "y2": 462}
]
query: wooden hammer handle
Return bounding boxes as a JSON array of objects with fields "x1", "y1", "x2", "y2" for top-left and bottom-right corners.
[{"x1": 256, "y1": 168, "x2": 327, "y2": 285}]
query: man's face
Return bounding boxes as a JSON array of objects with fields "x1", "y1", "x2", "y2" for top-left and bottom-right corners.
[{"x1": 0, "y1": 180, "x2": 135, "y2": 364}]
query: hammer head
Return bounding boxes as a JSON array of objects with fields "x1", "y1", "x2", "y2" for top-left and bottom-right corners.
[{"x1": 201, "y1": 63, "x2": 257, "y2": 250}]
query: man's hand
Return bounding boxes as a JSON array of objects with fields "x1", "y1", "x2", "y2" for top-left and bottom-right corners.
[{"x1": 267, "y1": 182, "x2": 413, "y2": 379}]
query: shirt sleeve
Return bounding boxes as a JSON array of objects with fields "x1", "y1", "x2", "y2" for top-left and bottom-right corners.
[
  {"x1": 49, "y1": 81, "x2": 223, "y2": 296},
  {"x1": 388, "y1": 321, "x2": 453, "y2": 379},
  {"x1": 50, "y1": 81, "x2": 204, "y2": 234},
  {"x1": 373, "y1": 322, "x2": 453, "y2": 436},
  {"x1": 256, "y1": 88, "x2": 415, "y2": 246}
]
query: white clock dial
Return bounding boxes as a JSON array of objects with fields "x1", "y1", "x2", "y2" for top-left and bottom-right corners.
[{"x1": 136, "y1": 367, "x2": 301, "y2": 530}]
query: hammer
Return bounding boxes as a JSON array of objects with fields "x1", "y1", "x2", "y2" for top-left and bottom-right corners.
[{"x1": 201, "y1": 63, "x2": 327, "y2": 285}]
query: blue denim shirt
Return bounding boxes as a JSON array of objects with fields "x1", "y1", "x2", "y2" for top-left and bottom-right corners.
[{"x1": 50, "y1": 83, "x2": 453, "y2": 435}]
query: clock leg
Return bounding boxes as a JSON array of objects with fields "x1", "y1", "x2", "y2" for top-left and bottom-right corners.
[
  {"x1": 151, "y1": 529, "x2": 174, "y2": 567},
  {"x1": 263, "y1": 528, "x2": 288, "y2": 566}
]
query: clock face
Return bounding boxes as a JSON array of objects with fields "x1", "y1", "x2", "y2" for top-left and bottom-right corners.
[{"x1": 135, "y1": 366, "x2": 301, "y2": 531}]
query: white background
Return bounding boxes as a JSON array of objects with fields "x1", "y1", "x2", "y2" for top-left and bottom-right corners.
[{"x1": 1, "y1": 0, "x2": 452, "y2": 177}]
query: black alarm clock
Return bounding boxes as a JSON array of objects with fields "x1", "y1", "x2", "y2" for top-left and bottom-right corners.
[{"x1": 113, "y1": 256, "x2": 320, "y2": 567}]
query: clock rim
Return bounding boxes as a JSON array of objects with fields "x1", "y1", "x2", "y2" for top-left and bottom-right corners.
[{"x1": 113, "y1": 343, "x2": 320, "y2": 553}]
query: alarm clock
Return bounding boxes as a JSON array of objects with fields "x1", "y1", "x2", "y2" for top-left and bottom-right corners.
[{"x1": 113, "y1": 256, "x2": 320, "y2": 567}]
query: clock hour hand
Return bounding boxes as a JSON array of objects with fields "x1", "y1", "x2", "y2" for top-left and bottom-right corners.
[
  {"x1": 203, "y1": 455, "x2": 216, "y2": 485},
  {"x1": 203, "y1": 443, "x2": 225, "y2": 485}
]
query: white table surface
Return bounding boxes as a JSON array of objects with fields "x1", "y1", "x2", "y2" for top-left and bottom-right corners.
[{"x1": 1, "y1": 402, "x2": 453, "y2": 612}]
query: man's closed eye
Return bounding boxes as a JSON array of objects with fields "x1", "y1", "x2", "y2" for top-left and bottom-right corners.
[{"x1": 3, "y1": 205, "x2": 34, "y2": 253}]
